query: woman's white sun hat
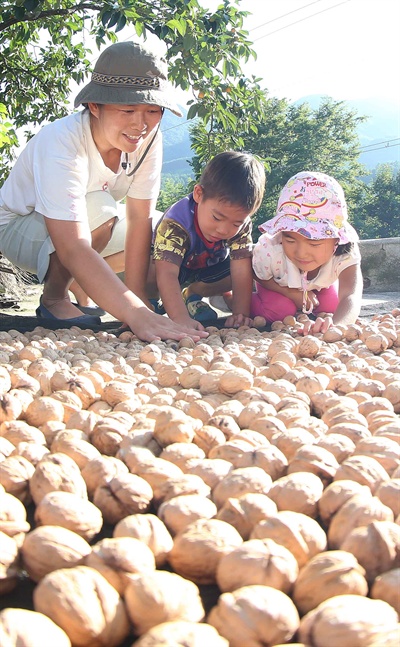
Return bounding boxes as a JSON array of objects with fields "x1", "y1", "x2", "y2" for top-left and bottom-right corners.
[{"x1": 74, "y1": 41, "x2": 183, "y2": 117}]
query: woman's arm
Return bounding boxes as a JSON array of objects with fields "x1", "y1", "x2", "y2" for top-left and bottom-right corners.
[
  {"x1": 45, "y1": 218, "x2": 207, "y2": 342},
  {"x1": 124, "y1": 196, "x2": 156, "y2": 306}
]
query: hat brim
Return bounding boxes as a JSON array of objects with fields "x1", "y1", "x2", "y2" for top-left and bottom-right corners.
[
  {"x1": 74, "y1": 82, "x2": 183, "y2": 117},
  {"x1": 259, "y1": 214, "x2": 358, "y2": 245}
]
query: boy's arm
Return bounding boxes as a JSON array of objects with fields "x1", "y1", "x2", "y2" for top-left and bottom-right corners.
[
  {"x1": 224, "y1": 257, "x2": 253, "y2": 328},
  {"x1": 155, "y1": 259, "x2": 204, "y2": 331}
]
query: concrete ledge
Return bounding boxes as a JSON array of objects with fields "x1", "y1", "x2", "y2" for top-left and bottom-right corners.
[{"x1": 360, "y1": 237, "x2": 400, "y2": 292}]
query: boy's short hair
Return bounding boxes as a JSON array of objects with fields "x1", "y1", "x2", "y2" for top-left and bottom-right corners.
[{"x1": 199, "y1": 151, "x2": 265, "y2": 214}]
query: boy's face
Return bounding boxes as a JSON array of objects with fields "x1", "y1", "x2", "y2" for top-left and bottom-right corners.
[
  {"x1": 193, "y1": 184, "x2": 251, "y2": 243},
  {"x1": 282, "y1": 230, "x2": 338, "y2": 273}
]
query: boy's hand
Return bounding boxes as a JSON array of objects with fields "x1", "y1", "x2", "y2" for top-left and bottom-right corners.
[{"x1": 224, "y1": 313, "x2": 253, "y2": 328}]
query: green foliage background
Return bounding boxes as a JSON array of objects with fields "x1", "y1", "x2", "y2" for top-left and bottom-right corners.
[{"x1": 0, "y1": 0, "x2": 398, "y2": 241}]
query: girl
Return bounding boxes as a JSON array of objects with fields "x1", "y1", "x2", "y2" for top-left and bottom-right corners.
[{"x1": 251, "y1": 171, "x2": 363, "y2": 335}]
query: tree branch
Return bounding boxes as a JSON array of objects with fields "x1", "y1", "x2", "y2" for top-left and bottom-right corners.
[{"x1": 0, "y1": 3, "x2": 103, "y2": 32}]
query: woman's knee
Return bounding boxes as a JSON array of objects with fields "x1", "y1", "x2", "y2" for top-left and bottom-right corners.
[{"x1": 91, "y1": 217, "x2": 117, "y2": 251}]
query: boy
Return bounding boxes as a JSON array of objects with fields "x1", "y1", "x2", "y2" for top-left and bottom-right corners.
[{"x1": 152, "y1": 151, "x2": 266, "y2": 329}]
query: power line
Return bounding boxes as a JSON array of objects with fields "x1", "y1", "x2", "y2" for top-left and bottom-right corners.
[
  {"x1": 253, "y1": 0, "x2": 351, "y2": 42},
  {"x1": 359, "y1": 142, "x2": 400, "y2": 155},
  {"x1": 249, "y1": 0, "x2": 325, "y2": 32},
  {"x1": 359, "y1": 138, "x2": 400, "y2": 151}
]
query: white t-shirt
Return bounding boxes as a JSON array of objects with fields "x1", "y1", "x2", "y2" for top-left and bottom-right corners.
[
  {"x1": 0, "y1": 110, "x2": 162, "y2": 226},
  {"x1": 253, "y1": 233, "x2": 361, "y2": 291}
]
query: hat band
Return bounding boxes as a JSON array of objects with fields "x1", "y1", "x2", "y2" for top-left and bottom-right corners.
[{"x1": 92, "y1": 72, "x2": 164, "y2": 89}]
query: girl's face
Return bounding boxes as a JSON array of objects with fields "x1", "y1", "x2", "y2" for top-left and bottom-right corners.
[
  {"x1": 88, "y1": 103, "x2": 163, "y2": 154},
  {"x1": 282, "y1": 230, "x2": 338, "y2": 275},
  {"x1": 193, "y1": 184, "x2": 251, "y2": 243}
]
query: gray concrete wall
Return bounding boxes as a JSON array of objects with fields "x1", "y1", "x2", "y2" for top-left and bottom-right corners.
[{"x1": 360, "y1": 237, "x2": 400, "y2": 292}]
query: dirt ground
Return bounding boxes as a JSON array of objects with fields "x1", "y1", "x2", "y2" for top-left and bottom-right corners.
[
  {"x1": 0, "y1": 285, "x2": 400, "y2": 321},
  {"x1": 0, "y1": 283, "x2": 399, "y2": 325}
]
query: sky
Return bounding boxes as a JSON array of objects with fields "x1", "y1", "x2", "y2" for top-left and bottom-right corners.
[
  {"x1": 234, "y1": 0, "x2": 400, "y2": 104},
  {"x1": 66, "y1": 0, "x2": 399, "y2": 137},
  {"x1": 84, "y1": 0, "x2": 400, "y2": 107},
  {"x1": 69, "y1": 0, "x2": 400, "y2": 112}
]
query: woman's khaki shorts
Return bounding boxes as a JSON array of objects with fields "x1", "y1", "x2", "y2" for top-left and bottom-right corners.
[{"x1": 0, "y1": 191, "x2": 126, "y2": 283}]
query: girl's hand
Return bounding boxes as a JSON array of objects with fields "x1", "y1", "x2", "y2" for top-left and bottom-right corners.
[
  {"x1": 125, "y1": 308, "x2": 208, "y2": 342},
  {"x1": 225, "y1": 313, "x2": 253, "y2": 328},
  {"x1": 301, "y1": 315, "x2": 333, "y2": 336}
]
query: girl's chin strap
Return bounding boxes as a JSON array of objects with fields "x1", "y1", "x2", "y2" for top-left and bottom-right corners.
[{"x1": 301, "y1": 271, "x2": 314, "y2": 314}]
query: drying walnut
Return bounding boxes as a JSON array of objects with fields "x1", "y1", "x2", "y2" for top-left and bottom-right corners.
[
  {"x1": 85, "y1": 536, "x2": 155, "y2": 594},
  {"x1": 251, "y1": 510, "x2": 327, "y2": 568},
  {"x1": 334, "y1": 455, "x2": 390, "y2": 494},
  {"x1": 114, "y1": 513, "x2": 173, "y2": 567},
  {"x1": 216, "y1": 538, "x2": 298, "y2": 594},
  {"x1": 208, "y1": 584, "x2": 299, "y2": 647},
  {"x1": 30, "y1": 452, "x2": 88, "y2": 505},
  {"x1": 33, "y1": 565, "x2": 130, "y2": 647},
  {"x1": 93, "y1": 473, "x2": 153, "y2": 525},
  {"x1": 168, "y1": 518, "x2": 243, "y2": 585},
  {"x1": 0, "y1": 455, "x2": 35, "y2": 504},
  {"x1": 125, "y1": 570, "x2": 204, "y2": 635},
  {"x1": 0, "y1": 531, "x2": 19, "y2": 594},
  {"x1": 152, "y1": 474, "x2": 211, "y2": 509},
  {"x1": 318, "y1": 480, "x2": 372, "y2": 527},
  {"x1": 21, "y1": 525, "x2": 91, "y2": 582},
  {"x1": 0, "y1": 608, "x2": 71, "y2": 647},
  {"x1": 34, "y1": 491, "x2": 103, "y2": 541},
  {"x1": 0, "y1": 490, "x2": 30, "y2": 547},
  {"x1": 293, "y1": 550, "x2": 368, "y2": 615},
  {"x1": 370, "y1": 568, "x2": 400, "y2": 615},
  {"x1": 212, "y1": 467, "x2": 272, "y2": 509},
  {"x1": 131, "y1": 620, "x2": 228, "y2": 647},
  {"x1": 158, "y1": 494, "x2": 217, "y2": 535},
  {"x1": 340, "y1": 520, "x2": 400, "y2": 583},
  {"x1": 298, "y1": 594, "x2": 399, "y2": 647},
  {"x1": 81, "y1": 455, "x2": 129, "y2": 498},
  {"x1": 217, "y1": 492, "x2": 275, "y2": 539},
  {"x1": 186, "y1": 458, "x2": 233, "y2": 489},
  {"x1": 328, "y1": 494, "x2": 393, "y2": 549},
  {"x1": 268, "y1": 472, "x2": 324, "y2": 518}
]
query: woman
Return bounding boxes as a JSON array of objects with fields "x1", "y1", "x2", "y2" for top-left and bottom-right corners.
[{"x1": 0, "y1": 41, "x2": 207, "y2": 342}]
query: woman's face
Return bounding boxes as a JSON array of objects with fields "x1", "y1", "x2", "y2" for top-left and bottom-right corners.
[
  {"x1": 282, "y1": 230, "x2": 337, "y2": 274},
  {"x1": 88, "y1": 103, "x2": 163, "y2": 154}
]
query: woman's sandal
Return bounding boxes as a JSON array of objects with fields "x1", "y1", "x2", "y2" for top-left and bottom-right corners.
[{"x1": 36, "y1": 298, "x2": 101, "y2": 326}]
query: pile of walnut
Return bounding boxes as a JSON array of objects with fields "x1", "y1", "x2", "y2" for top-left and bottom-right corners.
[{"x1": 0, "y1": 309, "x2": 399, "y2": 647}]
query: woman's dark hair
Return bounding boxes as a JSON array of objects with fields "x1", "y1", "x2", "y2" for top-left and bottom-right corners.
[
  {"x1": 335, "y1": 242, "x2": 353, "y2": 255},
  {"x1": 199, "y1": 151, "x2": 266, "y2": 214}
]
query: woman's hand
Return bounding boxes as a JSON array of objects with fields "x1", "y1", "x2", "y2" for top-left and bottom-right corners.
[{"x1": 125, "y1": 307, "x2": 208, "y2": 342}]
